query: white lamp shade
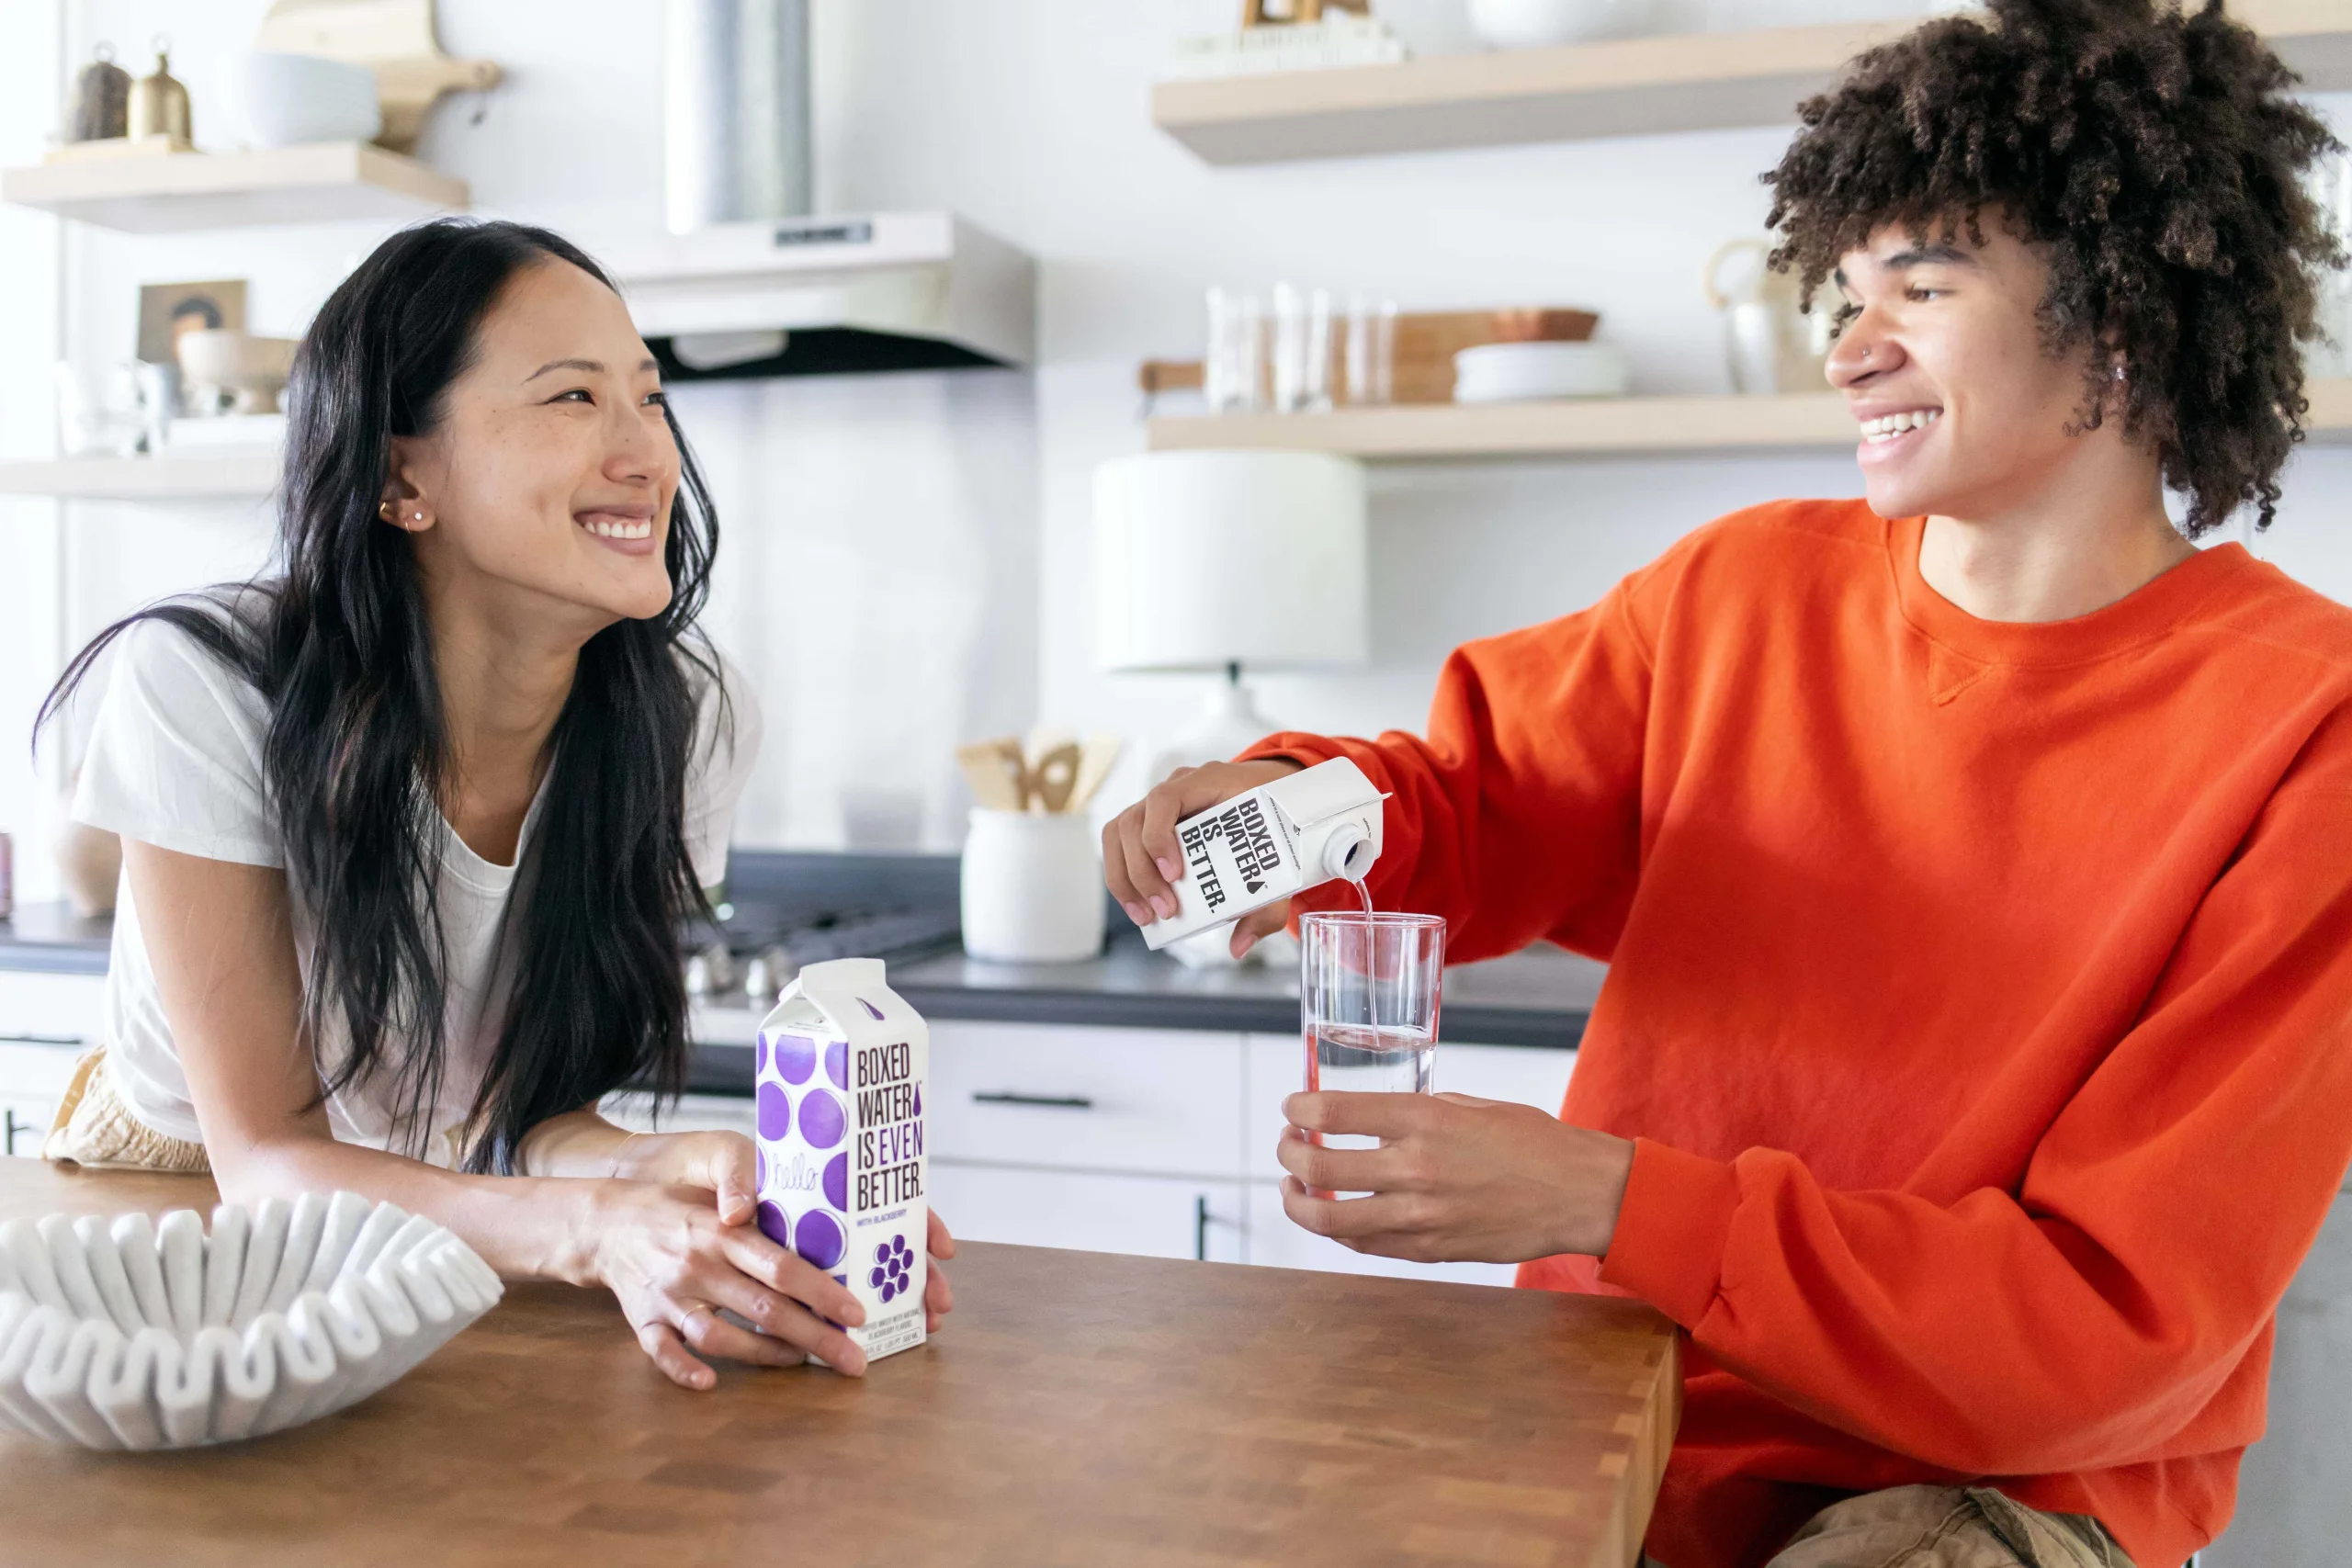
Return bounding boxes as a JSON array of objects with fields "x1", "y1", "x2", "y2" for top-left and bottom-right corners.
[{"x1": 1095, "y1": 450, "x2": 1371, "y2": 673}]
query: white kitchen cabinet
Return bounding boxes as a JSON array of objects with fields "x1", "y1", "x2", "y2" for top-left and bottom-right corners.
[
  {"x1": 928, "y1": 1021, "x2": 1245, "y2": 1179},
  {"x1": 929, "y1": 1160, "x2": 1248, "y2": 1264},
  {"x1": 0, "y1": 973, "x2": 106, "y2": 1158},
  {"x1": 0, "y1": 970, "x2": 107, "y2": 1044}
]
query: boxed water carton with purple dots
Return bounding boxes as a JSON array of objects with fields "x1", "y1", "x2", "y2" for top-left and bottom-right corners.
[{"x1": 752, "y1": 956, "x2": 928, "y2": 1363}]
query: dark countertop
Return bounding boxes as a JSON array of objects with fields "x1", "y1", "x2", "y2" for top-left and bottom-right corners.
[
  {"x1": 0, "y1": 903, "x2": 111, "y2": 976},
  {"x1": 1, "y1": 853, "x2": 1600, "y2": 1091},
  {"x1": 683, "y1": 931, "x2": 1600, "y2": 1090}
]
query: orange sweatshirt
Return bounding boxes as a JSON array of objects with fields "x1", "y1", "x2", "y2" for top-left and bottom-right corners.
[{"x1": 1246, "y1": 500, "x2": 2352, "y2": 1568}]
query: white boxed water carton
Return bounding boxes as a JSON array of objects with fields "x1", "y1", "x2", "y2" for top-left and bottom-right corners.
[
  {"x1": 753, "y1": 956, "x2": 928, "y2": 1363},
  {"x1": 1140, "y1": 757, "x2": 1385, "y2": 951}
]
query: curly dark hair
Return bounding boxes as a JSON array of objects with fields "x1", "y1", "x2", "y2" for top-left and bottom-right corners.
[{"x1": 1764, "y1": 0, "x2": 2342, "y2": 536}]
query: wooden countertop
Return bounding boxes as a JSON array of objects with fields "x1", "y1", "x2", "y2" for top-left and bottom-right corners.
[{"x1": 0, "y1": 1161, "x2": 1679, "y2": 1567}]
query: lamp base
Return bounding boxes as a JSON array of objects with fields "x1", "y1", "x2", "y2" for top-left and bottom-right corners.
[{"x1": 1143, "y1": 674, "x2": 1282, "y2": 789}]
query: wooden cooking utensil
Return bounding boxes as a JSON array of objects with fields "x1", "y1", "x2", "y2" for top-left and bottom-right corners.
[
  {"x1": 956, "y1": 739, "x2": 1029, "y2": 812},
  {"x1": 1028, "y1": 743, "x2": 1083, "y2": 814},
  {"x1": 1069, "y1": 734, "x2": 1124, "y2": 813}
]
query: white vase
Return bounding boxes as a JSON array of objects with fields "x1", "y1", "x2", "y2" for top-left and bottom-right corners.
[{"x1": 959, "y1": 810, "x2": 1106, "y2": 964}]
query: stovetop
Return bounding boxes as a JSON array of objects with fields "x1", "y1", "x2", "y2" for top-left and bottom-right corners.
[{"x1": 683, "y1": 899, "x2": 962, "y2": 1014}]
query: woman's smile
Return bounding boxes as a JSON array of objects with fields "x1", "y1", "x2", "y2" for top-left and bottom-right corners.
[{"x1": 574, "y1": 499, "x2": 662, "y2": 554}]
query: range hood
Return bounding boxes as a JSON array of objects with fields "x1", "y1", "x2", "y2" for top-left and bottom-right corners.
[{"x1": 608, "y1": 210, "x2": 1036, "y2": 381}]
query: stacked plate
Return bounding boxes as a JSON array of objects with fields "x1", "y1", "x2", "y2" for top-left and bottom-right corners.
[
  {"x1": 0, "y1": 1190, "x2": 500, "y2": 1450},
  {"x1": 1453, "y1": 342, "x2": 1631, "y2": 404}
]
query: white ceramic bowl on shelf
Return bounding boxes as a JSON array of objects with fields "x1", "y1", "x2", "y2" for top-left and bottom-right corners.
[
  {"x1": 1453, "y1": 341, "x2": 1632, "y2": 402},
  {"x1": 0, "y1": 1190, "x2": 500, "y2": 1450},
  {"x1": 1466, "y1": 0, "x2": 1654, "y2": 49},
  {"x1": 239, "y1": 51, "x2": 384, "y2": 148}
]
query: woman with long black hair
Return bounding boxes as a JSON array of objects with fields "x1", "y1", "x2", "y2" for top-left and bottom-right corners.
[{"x1": 38, "y1": 217, "x2": 952, "y2": 1386}]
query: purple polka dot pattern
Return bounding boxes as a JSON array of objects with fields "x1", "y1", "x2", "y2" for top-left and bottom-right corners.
[
  {"x1": 799, "y1": 1089, "x2": 845, "y2": 1150},
  {"x1": 756, "y1": 1081, "x2": 790, "y2": 1142},
  {"x1": 857, "y1": 998, "x2": 885, "y2": 1021},
  {"x1": 871, "y1": 1234, "x2": 914, "y2": 1303},
  {"x1": 754, "y1": 1035, "x2": 767, "y2": 1077},
  {"x1": 756, "y1": 1200, "x2": 790, "y2": 1249},
  {"x1": 772, "y1": 1032, "x2": 817, "y2": 1085},
  {"x1": 823, "y1": 1152, "x2": 847, "y2": 1211},
  {"x1": 824, "y1": 1039, "x2": 847, "y2": 1089},
  {"x1": 756, "y1": 1146, "x2": 767, "y2": 1191},
  {"x1": 795, "y1": 1210, "x2": 844, "y2": 1270}
]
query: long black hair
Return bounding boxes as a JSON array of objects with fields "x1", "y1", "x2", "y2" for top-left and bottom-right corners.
[{"x1": 40, "y1": 218, "x2": 722, "y2": 1172}]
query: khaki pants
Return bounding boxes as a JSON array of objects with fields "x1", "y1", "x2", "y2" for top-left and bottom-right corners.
[
  {"x1": 41, "y1": 1045, "x2": 211, "y2": 1173},
  {"x1": 1648, "y1": 1484, "x2": 2133, "y2": 1568}
]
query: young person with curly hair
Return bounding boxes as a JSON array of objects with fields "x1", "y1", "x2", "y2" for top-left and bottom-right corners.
[{"x1": 1105, "y1": 2, "x2": 2349, "y2": 1563}]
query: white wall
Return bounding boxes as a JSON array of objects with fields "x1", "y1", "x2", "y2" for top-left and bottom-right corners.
[{"x1": 3, "y1": 0, "x2": 2349, "y2": 897}]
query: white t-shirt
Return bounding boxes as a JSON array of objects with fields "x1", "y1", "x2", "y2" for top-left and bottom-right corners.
[{"x1": 72, "y1": 619, "x2": 761, "y2": 1166}]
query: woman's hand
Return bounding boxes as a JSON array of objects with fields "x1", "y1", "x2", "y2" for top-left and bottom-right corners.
[
  {"x1": 610, "y1": 1128, "x2": 761, "y2": 1224},
  {"x1": 1102, "y1": 758, "x2": 1301, "y2": 956},
  {"x1": 922, "y1": 1209, "x2": 957, "y2": 1333},
  {"x1": 608, "y1": 1131, "x2": 962, "y2": 1352},
  {"x1": 589, "y1": 1179, "x2": 871, "y2": 1389},
  {"x1": 1274, "y1": 1091, "x2": 1635, "y2": 1263}
]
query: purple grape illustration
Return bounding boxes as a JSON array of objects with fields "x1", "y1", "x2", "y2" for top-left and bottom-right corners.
[
  {"x1": 799, "y1": 1088, "x2": 846, "y2": 1150},
  {"x1": 756, "y1": 1200, "x2": 790, "y2": 1249},
  {"x1": 871, "y1": 1234, "x2": 915, "y2": 1303},
  {"x1": 825, "y1": 1038, "x2": 848, "y2": 1089},
  {"x1": 756, "y1": 1081, "x2": 790, "y2": 1141},
  {"x1": 823, "y1": 1152, "x2": 847, "y2": 1211},
  {"x1": 771, "y1": 1032, "x2": 818, "y2": 1085},
  {"x1": 795, "y1": 1210, "x2": 845, "y2": 1270}
]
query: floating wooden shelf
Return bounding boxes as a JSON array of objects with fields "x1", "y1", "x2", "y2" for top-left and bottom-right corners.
[
  {"x1": 0, "y1": 142, "x2": 467, "y2": 231},
  {"x1": 0, "y1": 453, "x2": 279, "y2": 500},
  {"x1": 1148, "y1": 379, "x2": 2352, "y2": 460},
  {"x1": 1154, "y1": 0, "x2": 2352, "y2": 164}
]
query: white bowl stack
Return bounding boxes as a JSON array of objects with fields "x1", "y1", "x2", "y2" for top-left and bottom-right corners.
[
  {"x1": 0, "y1": 1190, "x2": 500, "y2": 1450},
  {"x1": 1453, "y1": 342, "x2": 1632, "y2": 403}
]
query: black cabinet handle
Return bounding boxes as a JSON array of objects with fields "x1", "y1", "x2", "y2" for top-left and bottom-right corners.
[
  {"x1": 4, "y1": 1110, "x2": 27, "y2": 1158},
  {"x1": 0, "y1": 1033, "x2": 82, "y2": 1047},
  {"x1": 1195, "y1": 1194, "x2": 1209, "y2": 1261},
  {"x1": 969, "y1": 1091, "x2": 1094, "y2": 1111}
]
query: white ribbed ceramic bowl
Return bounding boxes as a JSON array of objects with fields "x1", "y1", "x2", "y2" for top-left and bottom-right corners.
[{"x1": 0, "y1": 1190, "x2": 500, "y2": 1450}]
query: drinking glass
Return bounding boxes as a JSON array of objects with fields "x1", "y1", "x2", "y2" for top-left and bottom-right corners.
[
  {"x1": 1204, "y1": 287, "x2": 1267, "y2": 414},
  {"x1": 1342, "y1": 294, "x2": 1397, "y2": 406},
  {"x1": 1300, "y1": 911, "x2": 1443, "y2": 1195},
  {"x1": 1271, "y1": 282, "x2": 1334, "y2": 412}
]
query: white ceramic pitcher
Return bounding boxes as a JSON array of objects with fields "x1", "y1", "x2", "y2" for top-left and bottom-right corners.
[{"x1": 1703, "y1": 238, "x2": 1838, "y2": 395}]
